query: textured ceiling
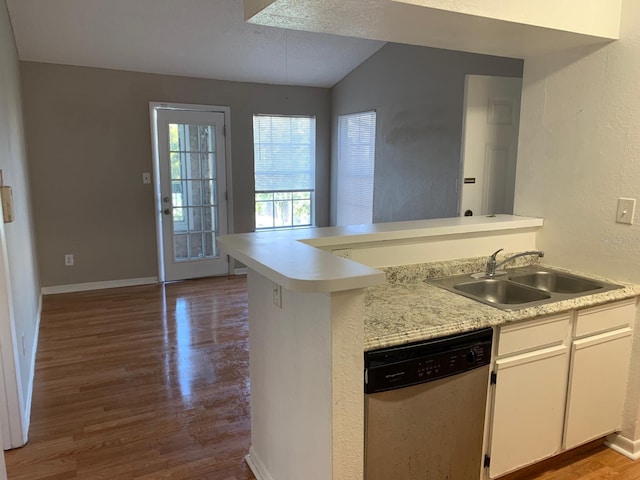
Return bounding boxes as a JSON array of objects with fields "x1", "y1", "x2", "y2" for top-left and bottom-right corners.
[
  {"x1": 5, "y1": 0, "x2": 385, "y2": 88},
  {"x1": 245, "y1": 0, "x2": 617, "y2": 60}
]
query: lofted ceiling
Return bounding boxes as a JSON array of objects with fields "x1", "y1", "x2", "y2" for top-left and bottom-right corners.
[{"x1": 5, "y1": 0, "x2": 385, "y2": 88}]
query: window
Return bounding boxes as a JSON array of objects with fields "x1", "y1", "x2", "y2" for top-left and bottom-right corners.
[
  {"x1": 336, "y1": 111, "x2": 376, "y2": 226},
  {"x1": 253, "y1": 115, "x2": 316, "y2": 229}
]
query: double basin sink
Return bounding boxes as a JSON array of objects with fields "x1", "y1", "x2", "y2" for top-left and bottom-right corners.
[{"x1": 429, "y1": 266, "x2": 622, "y2": 310}]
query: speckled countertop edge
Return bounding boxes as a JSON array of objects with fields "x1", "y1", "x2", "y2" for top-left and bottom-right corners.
[{"x1": 364, "y1": 257, "x2": 640, "y2": 351}]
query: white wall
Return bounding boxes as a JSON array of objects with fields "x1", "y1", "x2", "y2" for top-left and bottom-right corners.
[
  {"x1": 514, "y1": 0, "x2": 640, "y2": 446},
  {"x1": 247, "y1": 270, "x2": 367, "y2": 480},
  {"x1": 319, "y1": 229, "x2": 539, "y2": 268},
  {"x1": 0, "y1": 0, "x2": 41, "y2": 447},
  {"x1": 247, "y1": 270, "x2": 333, "y2": 480},
  {"x1": 515, "y1": 2, "x2": 640, "y2": 287},
  {"x1": 395, "y1": 0, "x2": 621, "y2": 38},
  {"x1": 330, "y1": 289, "x2": 365, "y2": 480}
]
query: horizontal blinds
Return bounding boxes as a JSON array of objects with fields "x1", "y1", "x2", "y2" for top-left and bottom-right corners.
[
  {"x1": 253, "y1": 115, "x2": 316, "y2": 192},
  {"x1": 337, "y1": 111, "x2": 376, "y2": 226}
]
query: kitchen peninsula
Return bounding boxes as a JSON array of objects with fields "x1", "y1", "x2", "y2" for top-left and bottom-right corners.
[{"x1": 217, "y1": 215, "x2": 640, "y2": 480}]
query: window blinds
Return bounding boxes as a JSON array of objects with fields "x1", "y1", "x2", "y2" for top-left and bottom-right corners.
[
  {"x1": 337, "y1": 111, "x2": 376, "y2": 226},
  {"x1": 253, "y1": 115, "x2": 316, "y2": 192}
]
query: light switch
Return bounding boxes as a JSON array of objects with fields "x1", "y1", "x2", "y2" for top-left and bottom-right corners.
[
  {"x1": 142, "y1": 172, "x2": 151, "y2": 184},
  {"x1": 616, "y1": 198, "x2": 636, "y2": 225}
]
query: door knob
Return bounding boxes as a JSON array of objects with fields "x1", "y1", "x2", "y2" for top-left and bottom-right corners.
[
  {"x1": 163, "y1": 196, "x2": 170, "y2": 203},
  {"x1": 163, "y1": 209, "x2": 171, "y2": 215}
]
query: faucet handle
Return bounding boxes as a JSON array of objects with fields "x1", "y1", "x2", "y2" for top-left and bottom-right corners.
[{"x1": 490, "y1": 248, "x2": 504, "y2": 260}]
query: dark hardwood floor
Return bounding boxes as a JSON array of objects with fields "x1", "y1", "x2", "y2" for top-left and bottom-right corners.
[
  {"x1": 4, "y1": 274, "x2": 640, "y2": 479},
  {"x1": 5, "y1": 275, "x2": 255, "y2": 480}
]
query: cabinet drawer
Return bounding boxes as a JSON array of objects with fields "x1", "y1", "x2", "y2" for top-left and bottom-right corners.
[
  {"x1": 498, "y1": 314, "x2": 570, "y2": 357},
  {"x1": 574, "y1": 299, "x2": 636, "y2": 338}
]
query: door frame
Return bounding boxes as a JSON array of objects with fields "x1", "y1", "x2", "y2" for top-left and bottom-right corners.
[
  {"x1": 149, "y1": 102, "x2": 234, "y2": 282},
  {"x1": 0, "y1": 204, "x2": 26, "y2": 451}
]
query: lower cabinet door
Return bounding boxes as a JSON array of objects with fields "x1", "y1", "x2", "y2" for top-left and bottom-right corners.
[
  {"x1": 564, "y1": 328, "x2": 633, "y2": 450},
  {"x1": 489, "y1": 345, "x2": 569, "y2": 478}
]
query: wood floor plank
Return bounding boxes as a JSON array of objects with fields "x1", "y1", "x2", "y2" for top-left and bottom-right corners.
[{"x1": 5, "y1": 276, "x2": 254, "y2": 480}]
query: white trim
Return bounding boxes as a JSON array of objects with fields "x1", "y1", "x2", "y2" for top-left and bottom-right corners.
[
  {"x1": 234, "y1": 267, "x2": 248, "y2": 276},
  {"x1": 0, "y1": 213, "x2": 25, "y2": 449},
  {"x1": 224, "y1": 112, "x2": 235, "y2": 235},
  {"x1": 605, "y1": 433, "x2": 640, "y2": 460},
  {"x1": 41, "y1": 277, "x2": 158, "y2": 295},
  {"x1": 245, "y1": 447, "x2": 274, "y2": 480},
  {"x1": 149, "y1": 104, "x2": 165, "y2": 282},
  {"x1": 22, "y1": 293, "x2": 42, "y2": 444}
]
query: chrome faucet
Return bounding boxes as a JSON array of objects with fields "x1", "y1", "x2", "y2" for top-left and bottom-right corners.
[{"x1": 485, "y1": 248, "x2": 544, "y2": 277}]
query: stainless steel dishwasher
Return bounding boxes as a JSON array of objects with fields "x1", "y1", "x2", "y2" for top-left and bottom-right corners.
[{"x1": 364, "y1": 328, "x2": 493, "y2": 480}]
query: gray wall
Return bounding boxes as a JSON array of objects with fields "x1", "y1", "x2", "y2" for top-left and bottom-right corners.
[
  {"x1": 0, "y1": 0, "x2": 40, "y2": 424},
  {"x1": 330, "y1": 43, "x2": 524, "y2": 224},
  {"x1": 20, "y1": 62, "x2": 331, "y2": 287}
]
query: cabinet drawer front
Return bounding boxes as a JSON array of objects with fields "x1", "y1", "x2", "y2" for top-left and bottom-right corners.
[
  {"x1": 498, "y1": 314, "x2": 570, "y2": 357},
  {"x1": 575, "y1": 299, "x2": 636, "y2": 338}
]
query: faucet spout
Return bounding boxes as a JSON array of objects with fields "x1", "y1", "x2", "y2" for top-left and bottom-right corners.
[{"x1": 485, "y1": 249, "x2": 544, "y2": 277}]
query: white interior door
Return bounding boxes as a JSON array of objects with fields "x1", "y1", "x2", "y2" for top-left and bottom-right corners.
[
  {"x1": 156, "y1": 108, "x2": 229, "y2": 281},
  {"x1": 460, "y1": 75, "x2": 522, "y2": 217}
]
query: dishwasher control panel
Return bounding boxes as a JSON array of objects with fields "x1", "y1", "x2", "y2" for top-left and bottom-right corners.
[{"x1": 365, "y1": 328, "x2": 492, "y2": 394}]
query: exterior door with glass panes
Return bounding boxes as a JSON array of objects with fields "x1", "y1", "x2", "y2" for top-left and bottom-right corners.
[{"x1": 157, "y1": 109, "x2": 228, "y2": 281}]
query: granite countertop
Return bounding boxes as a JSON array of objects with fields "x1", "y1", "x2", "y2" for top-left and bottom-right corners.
[{"x1": 364, "y1": 258, "x2": 640, "y2": 351}]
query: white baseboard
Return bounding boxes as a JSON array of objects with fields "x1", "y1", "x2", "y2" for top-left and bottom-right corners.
[
  {"x1": 245, "y1": 446, "x2": 274, "y2": 480},
  {"x1": 22, "y1": 293, "x2": 43, "y2": 445},
  {"x1": 41, "y1": 277, "x2": 158, "y2": 295},
  {"x1": 234, "y1": 268, "x2": 248, "y2": 275},
  {"x1": 606, "y1": 432, "x2": 640, "y2": 460}
]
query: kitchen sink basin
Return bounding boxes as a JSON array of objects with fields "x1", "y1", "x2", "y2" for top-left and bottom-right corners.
[
  {"x1": 508, "y1": 271, "x2": 603, "y2": 294},
  {"x1": 428, "y1": 266, "x2": 622, "y2": 310},
  {"x1": 454, "y1": 279, "x2": 551, "y2": 306}
]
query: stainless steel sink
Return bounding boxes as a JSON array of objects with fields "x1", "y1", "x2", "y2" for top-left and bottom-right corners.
[
  {"x1": 508, "y1": 271, "x2": 603, "y2": 294},
  {"x1": 428, "y1": 266, "x2": 622, "y2": 310},
  {"x1": 454, "y1": 279, "x2": 551, "y2": 306}
]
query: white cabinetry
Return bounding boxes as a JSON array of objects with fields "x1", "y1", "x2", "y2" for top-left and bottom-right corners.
[
  {"x1": 487, "y1": 299, "x2": 636, "y2": 479},
  {"x1": 488, "y1": 314, "x2": 570, "y2": 478},
  {"x1": 564, "y1": 300, "x2": 635, "y2": 450}
]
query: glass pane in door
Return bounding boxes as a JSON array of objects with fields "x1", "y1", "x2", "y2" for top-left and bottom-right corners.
[{"x1": 168, "y1": 123, "x2": 219, "y2": 262}]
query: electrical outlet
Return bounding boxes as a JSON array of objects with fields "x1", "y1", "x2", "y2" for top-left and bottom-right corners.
[
  {"x1": 64, "y1": 254, "x2": 74, "y2": 266},
  {"x1": 272, "y1": 282, "x2": 282, "y2": 309},
  {"x1": 21, "y1": 333, "x2": 25, "y2": 356},
  {"x1": 616, "y1": 198, "x2": 636, "y2": 225},
  {"x1": 142, "y1": 172, "x2": 151, "y2": 184},
  {"x1": 332, "y1": 248, "x2": 353, "y2": 259}
]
